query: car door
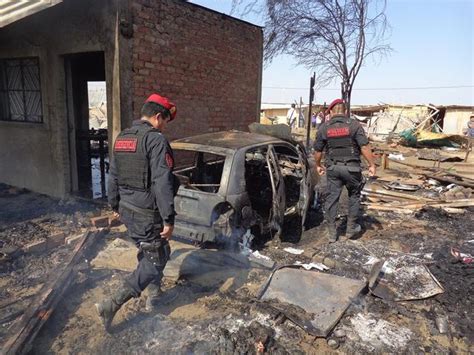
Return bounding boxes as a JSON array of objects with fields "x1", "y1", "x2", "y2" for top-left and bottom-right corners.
[
  {"x1": 172, "y1": 149, "x2": 230, "y2": 243},
  {"x1": 266, "y1": 145, "x2": 286, "y2": 236},
  {"x1": 295, "y1": 144, "x2": 312, "y2": 227}
]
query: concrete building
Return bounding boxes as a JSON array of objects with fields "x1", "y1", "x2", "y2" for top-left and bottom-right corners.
[
  {"x1": 260, "y1": 104, "x2": 296, "y2": 125},
  {"x1": 0, "y1": 0, "x2": 263, "y2": 198},
  {"x1": 260, "y1": 103, "x2": 327, "y2": 126},
  {"x1": 439, "y1": 106, "x2": 474, "y2": 135}
]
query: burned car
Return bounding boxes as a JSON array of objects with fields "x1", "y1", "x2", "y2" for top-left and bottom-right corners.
[{"x1": 171, "y1": 130, "x2": 314, "y2": 246}]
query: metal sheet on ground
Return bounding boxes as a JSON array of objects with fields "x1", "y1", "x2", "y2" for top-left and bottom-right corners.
[
  {"x1": 370, "y1": 263, "x2": 444, "y2": 301},
  {"x1": 260, "y1": 267, "x2": 366, "y2": 337}
]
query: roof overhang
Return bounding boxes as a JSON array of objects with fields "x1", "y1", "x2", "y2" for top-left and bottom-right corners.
[{"x1": 0, "y1": 0, "x2": 62, "y2": 28}]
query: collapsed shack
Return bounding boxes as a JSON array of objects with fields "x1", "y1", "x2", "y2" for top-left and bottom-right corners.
[{"x1": 352, "y1": 104, "x2": 473, "y2": 155}]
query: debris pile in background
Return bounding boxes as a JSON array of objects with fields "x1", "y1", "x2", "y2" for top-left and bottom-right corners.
[
  {"x1": 363, "y1": 104, "x2": 472, "y2": 150},
  {"x1": 363, "y1": 140, "x2": 474, "y2": 214}
]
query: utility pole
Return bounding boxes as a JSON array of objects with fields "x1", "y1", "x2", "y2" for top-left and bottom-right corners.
[
  {"x1": 299, "y1": 96, "x2": 303, "y2": 128},
  {"x1": 306, "y1": 72, "x2": 315, "y2": 147}
]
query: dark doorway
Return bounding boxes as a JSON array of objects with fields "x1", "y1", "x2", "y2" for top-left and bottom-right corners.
[
  {"x1": 65, "y1": 52, "x2": 108, "y2": 199},
  {"x1": 432, "y1": 107, "x2": 446, "y2": 133}
]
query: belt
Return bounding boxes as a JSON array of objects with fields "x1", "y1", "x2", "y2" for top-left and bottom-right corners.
[{"x1": 119, "y1": 200, "x2": 159, "y2": 217}]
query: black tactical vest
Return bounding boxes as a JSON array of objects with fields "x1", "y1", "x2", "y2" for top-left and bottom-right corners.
[
  {"x1": 325, "y1": 117, "x2": 361, "y2": 164},
  {"x1": 113, "y1": 124, "x2": 155, "y2": 191}
]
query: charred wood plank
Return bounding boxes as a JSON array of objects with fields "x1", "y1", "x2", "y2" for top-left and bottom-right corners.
[
  {"x1": 387, "y1": 158, "x2": 437, "y2": 171},
  {"x1": 0, "y1": 295, "x2": 35, "y2": 311},
  {"x1": 366, "y1": 199, "x2": 474, "y2": 212},
  {"x1": 440, "y1": 171, "x2": 474, "y2": 182},
  {"x1": 0, "y1": 310, "x2": 24, "y2": 326},
  {"x1": 363, "y1": 186, "x2": 433, "y2": 201},
  {"x1": 424, "y1": 174, "x2": 474, "y2": 189}
]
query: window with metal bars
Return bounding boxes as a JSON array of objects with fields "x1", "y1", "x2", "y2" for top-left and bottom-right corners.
[{"x1": 0, "y1": 57, "x2": 43, "y2": 123}]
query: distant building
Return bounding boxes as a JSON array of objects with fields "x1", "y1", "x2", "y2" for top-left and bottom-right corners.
[
  {"x1": 260, "y1": 103, "x2": 326, "y2": 126},
  {"x1": 441, "y1": 106, "x2": 474, "y2": 135},
  {"x1": 352, "y1": 104, "x2": 474, "y2": 136}
]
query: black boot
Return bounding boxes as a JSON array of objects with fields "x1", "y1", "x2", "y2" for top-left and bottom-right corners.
[
  {"x1": 325, "y1": 223, "x2": 337, "y2": 243},
  {"x1": 345, "y1": 218, "x2": 362, "y2": 240},
  {"x1": 95, "y1": 283, "x2": 134, "y2": 331},
  {"x1": 145, "y1": 282, "x2": 178, "y2": 312},
  {"x1": 145, "y1": 282, "x2": 162, "y2": 312}
]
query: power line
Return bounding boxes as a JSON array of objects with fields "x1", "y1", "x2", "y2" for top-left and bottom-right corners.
[{"x1": 262, "y1": 85, "x2": 474, "y2": 91}]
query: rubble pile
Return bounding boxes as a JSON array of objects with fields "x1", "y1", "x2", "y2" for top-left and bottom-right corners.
[
  {"x1": 365, "y1": 104, "x2": 471, "y2": 150},
  {"x1": 363, "y1": 141, "x2": 474, "y2": 215},
  {"x1": 0, "y1": 135, "x2": 473, "y2": 354}
]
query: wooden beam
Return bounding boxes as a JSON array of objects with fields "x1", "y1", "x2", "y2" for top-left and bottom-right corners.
[
  {"x1": 426, "y1": 200, "x2": 474, "y2": 208},
  {"x1": 382, "y1": 153, "x2": 389, "y2": 170},
  {"x1": 464, "y1": 140, "x2": 472, "y2": 163},
  {"x1": 442, "y1": 171, "x2": 474, "y2": 182},
  {"x1": 0, "y1": 310, "x2": 23, "y2": 326},
  {"x1": 363, "y1": 186, "x2": 433, "y2": 201},
  {"x1": 441, "y1": 207, "x2": 466, "y2": 214},
  {"x1": 424, "y1": 174, "x2": 474, "y2": 189},
  {"x1": 366, "y1": 199, "x2": 474, "y2": 211},
  {"x1": 388, "y1": 159, "x2": 474, "y2": 185},
  {"x1": 364, "y1": 193, "x2": 415, "y2": 202},
  {"x1": 387, "y1": 158, "x2": 436, "y2": 171},
  {"x1": 365, "y1": 205, "x2": 413, "y2": 214}
]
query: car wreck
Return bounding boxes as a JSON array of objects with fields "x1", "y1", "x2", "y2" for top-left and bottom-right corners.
[{"x1": 171, "y1": 130, "x2": 314, "y2": 246}]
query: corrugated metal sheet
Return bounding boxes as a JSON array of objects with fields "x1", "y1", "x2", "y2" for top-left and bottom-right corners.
[{"x1": 0, "y1": 0, "x2": 62, "y2": 28}]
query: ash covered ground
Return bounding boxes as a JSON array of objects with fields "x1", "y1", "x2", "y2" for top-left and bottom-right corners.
[
  {"x1": 0, "y1": 183, "x2": 473, "y2": 354},
  {"x1": 0, "y1": 184, "x2": 101, "y2": 344}
]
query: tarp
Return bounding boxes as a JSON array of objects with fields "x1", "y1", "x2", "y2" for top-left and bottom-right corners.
[
  {"x1": 399, "y1": 129, "x2": 417, "y2": 146},
  {"x1": 416, "y1": 130, "x2": 468, "y2": 147},
  {"x1": 400, "y1": 129, "x2": 469, "y2": 148}
]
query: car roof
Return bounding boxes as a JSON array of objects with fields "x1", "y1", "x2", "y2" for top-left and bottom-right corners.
[{"x1": 171, "y1": 130, "x2": 286, "y2": 151}]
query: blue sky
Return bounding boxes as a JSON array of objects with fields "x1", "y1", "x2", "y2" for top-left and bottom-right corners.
[{"x1": 190, "y1": 0, "x2": 473, "y2": 106}]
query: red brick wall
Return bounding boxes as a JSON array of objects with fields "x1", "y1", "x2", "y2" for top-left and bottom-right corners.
[{"x1": 130, "y1": 0, "x2": 263, "y2": 140}]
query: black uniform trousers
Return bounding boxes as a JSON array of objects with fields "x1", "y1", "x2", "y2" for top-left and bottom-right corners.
[
  {"x1": 119, "y1": 205, "x2": 171, "y2": 297},
  {"x1": 325, "y1": 164, "x2": 364, "y2": 225}
]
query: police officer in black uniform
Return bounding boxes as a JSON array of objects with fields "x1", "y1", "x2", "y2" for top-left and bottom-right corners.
[
  {"x1": 314, "y1": 99, "x2": 375, "y2": 243},
  {"x1": 96, "y1": 93, "x2": 179, "y2": 331}
]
